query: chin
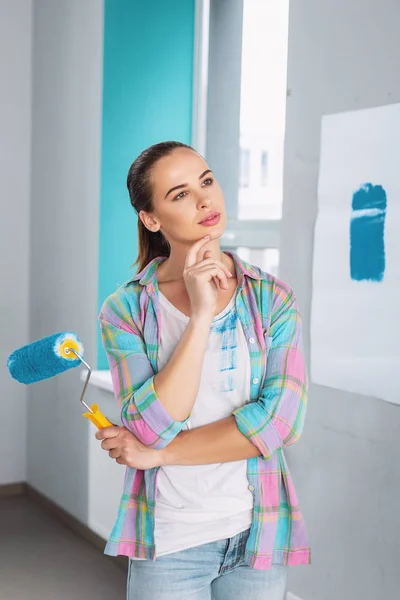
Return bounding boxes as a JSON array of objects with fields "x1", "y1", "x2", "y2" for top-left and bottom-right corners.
[
  {"x1": 199, "y1": 218, "x2": 226, "y2": 239},
  {"x1": 212, "y1": 228, "x2": 225, "y2": 239},
  {"x1": 200, "y1": 227, "x2": 225, "y2": 241}
]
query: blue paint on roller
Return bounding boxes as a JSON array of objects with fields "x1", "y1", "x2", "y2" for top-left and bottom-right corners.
[
  {"x1": 7, "y1": 332, "x2": 83, "y2": 384},
  {"x1": 350, "y1": 183, "x2": 387, "y2": 282}
]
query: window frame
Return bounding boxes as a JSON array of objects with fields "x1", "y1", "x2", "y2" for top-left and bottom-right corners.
[{"x1": 192, "y1": 0, "x2": 285, "y2": 252}]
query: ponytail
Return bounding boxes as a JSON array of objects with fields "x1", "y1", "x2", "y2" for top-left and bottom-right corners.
[
  {"x1": 135, "y1": 219, "x2": 170, "y2": 273},
  {"x1": 127, "y1": 141, "x2": 193, "y2": 272}
]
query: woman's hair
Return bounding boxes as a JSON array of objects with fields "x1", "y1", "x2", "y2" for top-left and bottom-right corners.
[{"x1": 127, "y1": 141, "x2": 194, "y2": 272}]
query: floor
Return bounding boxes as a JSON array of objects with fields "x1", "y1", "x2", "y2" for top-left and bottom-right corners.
[{"x1": 0, "y1": 496, "x2": 127, "y2": 600}]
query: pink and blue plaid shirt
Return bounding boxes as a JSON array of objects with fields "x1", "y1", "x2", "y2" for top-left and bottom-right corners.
[{"x1": 99, "y1": 252, "x2": 310, "y2": 570}]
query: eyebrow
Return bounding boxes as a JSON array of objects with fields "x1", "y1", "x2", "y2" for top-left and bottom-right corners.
[{"x1": 164, "y1": 169, "x2": 213, "y2": 199}]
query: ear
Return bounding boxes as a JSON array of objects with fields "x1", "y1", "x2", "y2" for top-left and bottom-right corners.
[{"x1": 139, "y1": 210, "x2": 161, "y2": 233}]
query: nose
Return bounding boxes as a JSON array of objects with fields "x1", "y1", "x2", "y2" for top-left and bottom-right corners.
[{"x1": 196, "y1": 193, "x2": 211, "y2": 210}]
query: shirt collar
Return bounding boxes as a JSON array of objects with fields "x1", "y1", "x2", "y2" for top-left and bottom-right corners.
[
  {"x1": 125, "y1": 256, "x2": 167, "y2": 289},
  {"x1": 226, "y1": 251, "x2": 263, "y2": 286},
  {"x1": 124, "y1": 251, "x2": 262, "y2": 289}
]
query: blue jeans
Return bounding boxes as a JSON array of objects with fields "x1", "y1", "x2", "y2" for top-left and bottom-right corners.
[{"x1": 127, "y1": 530, "x2": 288, "y2": 599}]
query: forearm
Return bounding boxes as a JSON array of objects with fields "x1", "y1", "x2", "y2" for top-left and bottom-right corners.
[
  {"x1": 154, "y1": 314, "x2": 212, "y2": 421},
  {"x1": 161, "y1": 416, "x2": 261, "y2": 466}
]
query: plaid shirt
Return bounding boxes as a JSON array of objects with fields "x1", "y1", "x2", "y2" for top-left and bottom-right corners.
[{"x1": 99, "y1": 252, "x2": 310, "y2": 569}]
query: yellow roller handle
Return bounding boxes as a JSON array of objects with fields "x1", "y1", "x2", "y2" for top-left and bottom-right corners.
[{"x1": 82, "y1": 403, "x2": 113, "y2": 429}]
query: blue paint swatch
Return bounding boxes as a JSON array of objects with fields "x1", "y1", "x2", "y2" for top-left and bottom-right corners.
[
  {"x1": 350, "y1": 183, "x2": 387, "y2": 282},
  {"x1": 212, "y1": 310, "x2": 237, "y2": 393}
]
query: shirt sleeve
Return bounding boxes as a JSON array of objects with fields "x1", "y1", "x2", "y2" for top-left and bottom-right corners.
[
  {"x1": 99, "y1": 306, "x2": 189, "y2": 449},
  {"x1": 233, "y1": 286, "x2": 308, "y2": 460}
]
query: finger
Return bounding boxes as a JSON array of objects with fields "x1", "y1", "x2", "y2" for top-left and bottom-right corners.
[
  {"x1": 202, "y1": 249, "x2": 213, "y2": 263},
  {"x1": 188, "y1": 258, "x2": 232, "y2": 278},
  {"x1": 184, "y1": 236, "x2": 211, "y2": 268},
  {"x1": 190, "y1": 265, "x2": 229, "y2": 290},
  {"x1": 191, "y1": 265, "x2": 228, "y2": 283},
  {"x1": 212, "y1": 270, "x2": 229, "y2": 290},
  {"x1": 95, "y1": 426, "x2": 121, "y2": 440},
  {"x1": 203, "y1": 259, "x2": 232, "y2": 278},
  {"x1": 212, "y1": 275, "x2": 220, "y2": 291},
  {"x1": 101, "y1": 438, "x2": 118, "y2": 451},
  {"x1": 109, "y1": 448, "x2": 121, "y2": 459}
]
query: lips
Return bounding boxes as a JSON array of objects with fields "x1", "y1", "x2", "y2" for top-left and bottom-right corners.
[{"x1": 199, "y1": 212, "x2": 221, "y2": 225}]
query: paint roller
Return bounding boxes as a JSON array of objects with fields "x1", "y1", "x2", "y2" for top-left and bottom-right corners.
[{"x1": 6, "y1": 332, "x2": 112, "y2": 429}]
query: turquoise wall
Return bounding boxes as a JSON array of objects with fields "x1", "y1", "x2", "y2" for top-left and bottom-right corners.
[{"x1": 98, "y1": 0, "x2": 195, "y2": 368}]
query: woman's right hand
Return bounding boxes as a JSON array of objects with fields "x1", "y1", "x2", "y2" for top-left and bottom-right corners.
[{"x1": 183, "y1": 236, "x2": 232, "y2": 318}]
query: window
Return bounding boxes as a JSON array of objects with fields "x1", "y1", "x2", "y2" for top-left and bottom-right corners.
[
  {"x1": 193, "y1": 0, "x2": 289, "y2": 273},
  {"x1": 240, "y1": 149, "x2": 250, "y2": 187},
  {"x1": 261, "y1": 151, "x2": 269, "y2": 187},
  {"x1": 237, "y1": 247, "x2": 280, "y2": 276},
  {"x1": 238, "y1": 0, "x2": 288, "y2": 222}
]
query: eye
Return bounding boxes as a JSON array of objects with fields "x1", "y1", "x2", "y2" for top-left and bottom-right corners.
[
  {"x1": 173, "y1": 190, "x2": 188, "y2": 201},
  {"x1": 202, "y1": 178, "x2": 213, "y2": 187}
]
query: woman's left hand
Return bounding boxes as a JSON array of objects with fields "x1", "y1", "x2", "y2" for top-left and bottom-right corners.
[{"x1": 95, "y1": 426, "x2": 163, "y2": 470}]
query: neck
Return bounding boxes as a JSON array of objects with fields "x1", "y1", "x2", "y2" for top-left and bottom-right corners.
[{"x1": 160, "y1": 238, "x2": 226, "y2": 282}]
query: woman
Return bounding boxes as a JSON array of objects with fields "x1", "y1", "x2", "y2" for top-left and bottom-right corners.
[{"x1": 96, "y1": 141, "x2": 310, "y2": 600}]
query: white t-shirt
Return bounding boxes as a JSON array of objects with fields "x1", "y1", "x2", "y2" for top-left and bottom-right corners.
[{"x1": 154, "y1": 291, "x2": 254, "y2": 557}]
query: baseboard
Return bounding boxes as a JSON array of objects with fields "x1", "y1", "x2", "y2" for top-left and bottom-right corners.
[
  {"x1": 0, "y1": 482, "x2": 27, "y2": 497},
  {"x1": 0, "y1": 481, "x2": 127, "y2": 571}
]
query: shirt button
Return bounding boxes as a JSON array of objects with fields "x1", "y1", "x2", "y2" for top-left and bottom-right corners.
[
  {"x1": 248, "y1": 485, "x2": 255, "y2": 492},
  {"x1": 249, "y1": 337, "x2": 255, "y2": 344},
  {"x1": 252, "y1": 378, "x2": 259, "y2": 385}
]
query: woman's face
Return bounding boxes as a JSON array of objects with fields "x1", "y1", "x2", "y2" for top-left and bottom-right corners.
[{"x1": 140, "y1": 148, "x2": 227, "y2": 246}]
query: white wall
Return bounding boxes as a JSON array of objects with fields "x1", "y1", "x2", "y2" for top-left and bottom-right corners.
[
  {"x1": 282, "y1": 1, "x2": 400, "y2": 599},
  {"x1": 28, "y1": 0, "x2": 104, "y2": 523},
  {"x1": 86, "y1": 385, "x2": 125, "y2": 539},
  {"x1": 0, "y1": 0, "x2": 32, "y2": 485}
]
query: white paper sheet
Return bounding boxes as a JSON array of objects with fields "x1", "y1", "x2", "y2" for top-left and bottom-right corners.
[{"x1": 311, "y1": 103, "x2": 400, "y2": 404}]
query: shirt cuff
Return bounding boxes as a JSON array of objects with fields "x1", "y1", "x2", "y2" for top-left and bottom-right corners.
[
  {"x1": 233, "y1": 402, "x2": 282, "y2": 459},
  {"x1": 134, "y1": 376, "x2": 190, "y2": 442}
]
